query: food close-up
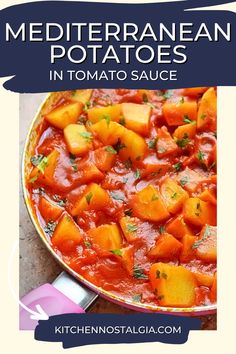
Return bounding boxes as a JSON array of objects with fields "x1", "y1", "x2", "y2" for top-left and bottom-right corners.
[{"x1": 23, "y1": 87, "x2": 217, "y2": 312}]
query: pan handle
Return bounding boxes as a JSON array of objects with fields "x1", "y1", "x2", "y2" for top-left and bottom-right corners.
[{"x1": 20, "y1": 271, "x2": 98, "y2": 330}]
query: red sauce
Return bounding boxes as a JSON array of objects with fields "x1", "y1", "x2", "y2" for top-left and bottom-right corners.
[{"x1": 27, "y1": 88, "x2": 217, "y2": 308}]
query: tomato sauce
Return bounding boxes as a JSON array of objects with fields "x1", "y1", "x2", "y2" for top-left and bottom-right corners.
[{"x1": 27, "y1": 87, "x2": 217, "y2": 308}]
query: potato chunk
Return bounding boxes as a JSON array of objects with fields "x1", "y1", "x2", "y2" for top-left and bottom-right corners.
[
  {"x1": 119, "y1": 216, "x2": 139, "y2": 242},
  {"x1": 39, "y1": 196, "x2": 63, "y2": 222},
  {"x1": 91, "y1": 120, "x2": 125, "y2": 145},
  {"x1": 195, "y1": 225, "x2": 217, "y2": 262},
  {"x1": 173, "y1": 123, "x2": 196, "y2": 140},
  {"x1": 197, "y1": 87, "x2": 216, "y2": 131},
  {"x1": 162, "y1": 100, "x2": 197, "y2": 126},
  {"x1": 166, "y1": 214, "x2": 193, "y2": 239},
  {"x1": 29, "y1": 149, "x2": 60, "y2": 187},
  {"x1": 179, "y1": 234, "x2": 196, "y2": 262},
  {"x1": 70, "y1": 89, "x2": 93, "y2": 104},
  {"x1": 160, "y1": 177, "x2": 189, "y2": 214},
  {"x1": 131, "y1": 185, "x2": 169, "y2": 222},
  {"x1": 71, "y1": 183, "x2": 111, "y2": 216},
  {"x1": 93, "y1": 146, "x2": 116, "y2": 172},
  {"x1": 121, "y1": 103, "x2": 151, "y2": 136},
  {"x1": 149, "y1": 262, "x2": 196, "y2": 307},
  {"x1": 148, "y1": 233, "x2": 182, "y2": 259},
  {"x1": 64, "y1": 124, "x2": 92, "y2": 156},
  {"x1": 88, "y1": 224, "x2": 122, "y2": 251},
  {"x1": 88, "y1": 104, "x2": 122, "y2": 124},
  {"x1": 44, "y1": 102, "x2": 83, "y2": 129},
  {"x1": 156, "y1": 126, "x2": 178, "y2": 158},
  {"x1": 183, "y1": 198, "x2": 216, "y2": 226},
  {"x1": 51, "y1": 213, "x2": 83, "y2": 251},
  {"x1": 119, "y1": 128, "x2": 147, "y2": 162}
]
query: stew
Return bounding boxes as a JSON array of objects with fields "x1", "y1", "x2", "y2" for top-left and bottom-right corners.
[{"x1": 26, "y1": 87, "x2": 217, "y2": 308}]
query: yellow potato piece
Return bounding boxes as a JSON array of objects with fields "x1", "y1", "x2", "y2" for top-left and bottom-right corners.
[
  {"x1": 64, "y1": 124, "x2": 92, "y2": 156},
  {"x1": 160, "y1": 177, "x2": 189, "y2": 214},
  {"x1": 88, "y1": 224, "x2": 122, "y2": 251},
  {"x1": 44, "y1": 102, "x2": 83, "y2": 129},
  {"x1": 149, "y1": 262, "x2": 196, "y2": 307}
]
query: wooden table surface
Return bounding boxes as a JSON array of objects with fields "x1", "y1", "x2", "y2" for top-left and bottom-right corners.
[{"x1": 19, "y1": 93, "x2": 216, "y2": 330}]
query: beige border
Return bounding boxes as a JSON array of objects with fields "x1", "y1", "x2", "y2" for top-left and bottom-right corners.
[{"x1": 1, "y1": 0, "x2": 236, "y2": 353}]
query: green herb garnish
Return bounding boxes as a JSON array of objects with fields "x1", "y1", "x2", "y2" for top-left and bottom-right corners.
[
  {"x1": 79, "y1": 131, "x2": 92, "y2": 140},
  {"x1": 119, "y1": 117, "x2": 126, "y2": 126},
  {"x1": 133, "y1": 293, "x2": 142, "y2": 302},
  {"x1": 30, "y1": 154, "x2": 45, "y2": 167},
  {"x1": 85, "y1": 192, "x2": 93, "y2": 205},
  {"x1": 176, "y1": 133, "x2": 190, "y2": 148},
  {"x1": 197, "y1": 150, "x2": 205, "y2": 162},
  {"x1": 133, "y1": 265, "x2": 148, "y2": 279},
  {"x1": 180, "y1": 176, "x2": 188, "y2": 187},
  {"x1": 53, "y1": 195, "x2": 67, "y2": 207},
  {"x1": 134, "y1": 169, "x2": 141, "y2": 180},
  {"x1": 183, "y1": 115, "x2": 193, "y2": 124},
  {"x1": 148, "y1": 138, "x2": 157, "y2": 149},
  {"x1": 173, "y1": 162, "x2": 182, "y2": 172},
  {"x1": 124, "y1": 208, "x2": 133, "y2": 217},
  {"x1": 192, "y1": 225, "x2": 211, "y2": 249},
  {"x1": 127, "y1": 223, "x2": 138, "y2": 233},
  {"x1": 105, "y1": 146, "x2": 117, "y2": 154},
  {"x1": 163, "y1": 90, "x2": 173, "y2": 99},
  {"x1": 44, "y1": 221, "x2": 57, "y2": 236},
  {"x1": 111, "y1": 249, "x2": 122, "y2": 256},
  {"x1": 110, "y1": 192, "x2": 124, "y2": 201},
  {"x1": 151, "y1": 194, "x2": 159, "y2": 201}
]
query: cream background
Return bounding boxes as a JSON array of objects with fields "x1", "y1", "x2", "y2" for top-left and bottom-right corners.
[{"x1": 1, "y1": 0, "x2": 236, "y2": 352}]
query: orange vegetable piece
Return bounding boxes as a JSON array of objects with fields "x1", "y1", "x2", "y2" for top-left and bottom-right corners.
[
  {"x1": 183, "y1": 198, "x2": 216, "y2": 227},
  {"x1": 91, "y1": 120, "x2": 125, "y2": 145},
  {"x1": 148, "y1": 233, "x2": 182, "y2": 259},
  {"x1": 93, "y1": 146, "x2": 116, "y2": 172},
  {"x1": 180, "y1": 234, "x2": 196, "y2": 262},
  {"x1": 70, "y1": 89, "x2": 93, "y2": 105},
  {"x1": 121, "y1": 103, "x2": 151, "y2": 136},
  {"x1": 29, "y1": 150, "x2": 60, "y2": 187},
  {"x1": 166, "y1": 214, "x2": 193, "y2": 239},
  {"x1": 160, "y1": 177, "x2": 189, "y2": 214},
  {"x1": 193, "y1": 272, "x2": 214, "y2": 287},
  {"x1": 64, "y1": 124, "x2": 93, "y2": 156},
  {"x1": 71, "y1": 183, "x2": 111, "y2": 216},
  {"x1": 198, "y1": 189, "x2": 217, "y2": 205},
  {"x1": 162, "y1": 100, "x2": 197, "y2": 126},
  {"x1": 120, "y1": 246, "x2": 134, "y2": 276},
  {"x1": 131, "y1": 185, "x2": 169, "y2": 222},
  {"x1": 197, "y1": 87, "x2": 217, "y2": 131},
  {"x1": 182, "y1": 87, "x2": 208, "y2": 97},
  {"x1": 118, "y1": 128, "x2": 147, "y2": 162},
  {"x1": 51, "y1": 213, "x2": 83, "y2": 251},
  {"x1": 88, "y1": 224, "x2": 122, "y2": 251},
  {"x1": 149, "y1": 262, "x2": 196, "y2": 307},
  {"x1": 173, "y1": 123, "x2": 196, "y2": 140},
  {"x1": 44, "y1": 102, "x2": 83, "y2": 129},
  {"x1": 195, "y1": 225, "x2": 217, "y2": 262},
  {"x1": 119, "y1": 216, "x2": 139, "y2": 242},
  {"x1": 39, "y1": 196, "x2": 63, "y2": 222},
  {"x1": 156, "y1": 126, "x2": 178, "y2": 158},
  {"x1": 88, "y1": 104, "x2": 122, "y2": 124}
]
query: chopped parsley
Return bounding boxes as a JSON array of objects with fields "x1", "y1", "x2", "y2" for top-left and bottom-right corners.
[
  {"x1": 179, "y1": 97, "x2": 185, "y2": 104},
  {"x1": 132, "y1": 293, "x2": 142, "y2": 302},
  {"x1": 127, "y1": 223, "x2": 138, "y2": 233},
  {"x1": 134, "y1": 169, "x2": 141, "y2": 180},
  {"x1": 151, "y1": 194, "x2": 159, "y2": 201},
  {"x1": 44, "y1": 221, "x2": 57, "y2": 236},
  {"x1": 173, "y1": 162, "x2": 182, "y2": 172},
  {"x1": 162, "y1": 90, "x2": 173, "y2": 99},
  {"x1": 171, "y1": 192, "x2": 178, "y2": 199},
  {"x1": 200, "y1": 113, "x2": 206, "y2": 120},
  {"x1": 183, "y1": 115, "x2": 193, "y2": 124},
  {"x1": 110, "y1": 191, "x2": 124, "y2": 201},
  {"x1": 114, "y1": 140, "x2": 126, "y2": 152},
  {"x1": 84, "y1": 240, "x2": 92, "y2": 248},
  {"x1": 105, "y1": 146, "x2": 117, "y2": 154},
  {"x1": 103, "y1": 114, "x2": 111, "y2": 126},
  {"x1": 119, "y1": 117, "x2": 126, "y2": 126},
  {"x1": 30, "y1": 154, "x2": 45, "y2": 167},
  {"x1": 192, "y1": 225, "x2": 211, "y2": 249},
  {"x1": 176, "y1": 133, "x2": 190, "y2": 148},
  {"x1": 156, "y1": 270, "x2": 168, "y2": 279},
  {"x1": 148, "y1": 138, "x2": 157, "y2": 149},
  {"x1": 111, "y1": 249, "x2": 122, "y2": 256},
  {"x1": 197, "y1": 150, "x2": 205, "y2": 162},
  {"x1": 79, "y1": 131, "x2": 92, "y2": 140},
  {"x1": 180, "y1": 176, "x2": 188, "y2": 187},
  {"x1": 69, "y1": 153, "x2": 78, "y2": 172},
  {"x1": 133, "y1": 265, "x2": 148, "y2": 279},
  {"x1": 143, "y1": 93, "x2": 149, "y2": 103},
  {"x1": 83, "y1": 101, "x2": 90, "y2": 112},
  {"x1": 159, "y1": 225, "x2": 165, "y2": 234},
  {"x1": 53, "y1": 195, "x2": 67, "y2": 207},
  {"x1": 124, "y1": 208, "x2": 133, "y2": 217},
  {"x1": 85, "y1": 192, "x2": 93, "y2": 205}
]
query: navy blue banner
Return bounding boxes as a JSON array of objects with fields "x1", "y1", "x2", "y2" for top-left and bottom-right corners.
[
  {"x1": 35, "y1": 313, "x2": 201, "y2": 348},
  {"x1": 0, "y1": 0, "x2": 235, "y2": 92}
]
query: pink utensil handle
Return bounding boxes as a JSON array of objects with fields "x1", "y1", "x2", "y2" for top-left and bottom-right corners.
[{"x1": 20, "y1": 283, "x2": 85, "y2": 330}]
